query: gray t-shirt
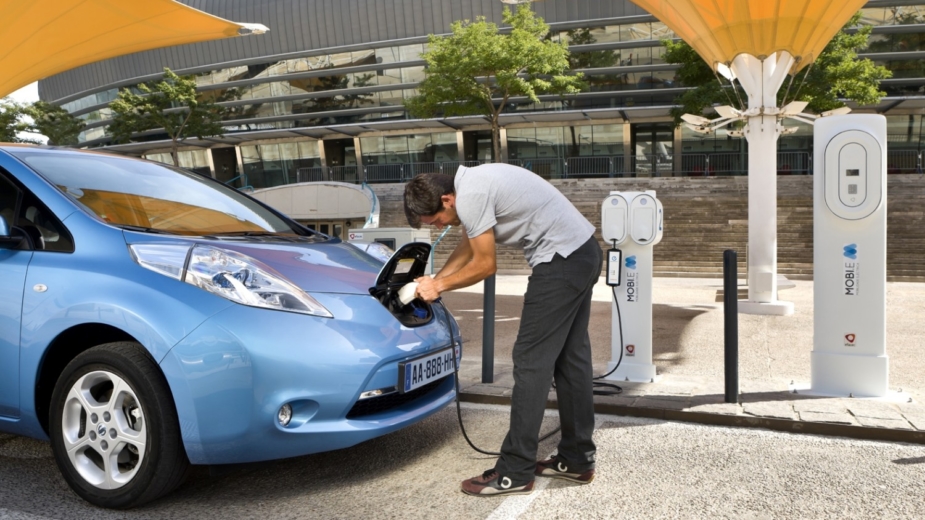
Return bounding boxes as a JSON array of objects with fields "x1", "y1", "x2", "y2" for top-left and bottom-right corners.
[{"x1": 454, "y1": 164, "x2": 595, "y2": 267}]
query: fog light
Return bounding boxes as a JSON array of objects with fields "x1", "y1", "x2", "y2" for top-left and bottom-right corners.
[{"x1": 278, "y1": 404, "x2": 292, "y2": 426}]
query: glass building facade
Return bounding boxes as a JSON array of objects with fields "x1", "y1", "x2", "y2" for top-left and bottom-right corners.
[{"x1": 40, "y1": 1, "x2": 925, "y2": 185}]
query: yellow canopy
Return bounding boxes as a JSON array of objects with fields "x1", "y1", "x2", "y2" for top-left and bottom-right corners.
[
  {"x1": 628, "y1": 0, "x2": 867, "y2": 71},
  {"x1": 0, "y1": 0, "x2": 268, "y2": 98}
]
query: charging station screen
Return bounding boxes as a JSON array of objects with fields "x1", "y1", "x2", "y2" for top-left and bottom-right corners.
[{"x1": 846, "y1": 169, "x2": 860, "y2": 177}]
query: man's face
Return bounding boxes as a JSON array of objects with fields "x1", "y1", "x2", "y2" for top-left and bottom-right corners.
[{"x1": 420, "y1": 194, "x2": 460, "y2": 230}]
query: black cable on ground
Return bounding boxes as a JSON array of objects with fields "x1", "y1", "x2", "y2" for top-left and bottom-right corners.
[{"x1": 450, "y1": 284, "x2": 628, "y2": 455}]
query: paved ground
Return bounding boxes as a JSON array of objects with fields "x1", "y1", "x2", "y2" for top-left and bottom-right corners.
[
  {"x1": 445, "y1": 276, "x2": 925, "y2": 441},
  {"x1": 2, "y1": 404, "x2": 924, "y2": 519},
  {"x1": 2, "y1": 275, "x2": 924, "y2": 517}
]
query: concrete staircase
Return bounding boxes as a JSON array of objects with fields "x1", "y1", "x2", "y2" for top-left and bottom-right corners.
[{"x1": 371, "y1": 174, "x2": 925, "y2": 282}]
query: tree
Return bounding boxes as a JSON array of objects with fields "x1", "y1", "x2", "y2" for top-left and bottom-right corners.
[
  {"x1": 108, "y1": 68, "x2": 226, "y2": 166},
  {"x1": 1, "y1": 98, "x2": 35, "y2": 143},
  {"x1": 25, "y1": 101, "x2": 86, "y2": 146},
  {"x1": 663, "y1": 13, "x2": 892, "y2": 124},
  {"x1": 405, "y1": 5, "x2": 584, "y2": 161}
]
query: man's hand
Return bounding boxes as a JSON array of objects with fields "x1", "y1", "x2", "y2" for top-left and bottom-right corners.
[{"x1": 414, "y1": 275, "x2": 441, "y2": 302}]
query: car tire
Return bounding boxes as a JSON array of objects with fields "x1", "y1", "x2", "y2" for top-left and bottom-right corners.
[{"x1": 49, "y1": 341, "x2": 189, "y2": 509}]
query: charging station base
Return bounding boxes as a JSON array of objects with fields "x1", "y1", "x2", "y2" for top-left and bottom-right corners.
[
  {"x1": 789, "y1": 384, "x2": 910, "y2": 403},
  {"x1": 809, "y1": 351, "x2": 889, "y2": 398},
  {"x1": 738, "y1": 300, "x2": 794, "y2": 316},
  {"x1": 603, "y1": 361, "x2": 658, "y2": 383}
]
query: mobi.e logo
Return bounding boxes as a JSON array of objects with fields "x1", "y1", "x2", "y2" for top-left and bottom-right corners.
[
  {"x1": 624, "y1": 256, "x2": 637, "y2": 302},
  {"x1": 843, "y1": 243, "x2": 858, "y2": 296},
  {"x1": 625, "y1": 344, "x2": 636, "y2": 357},
  {"x1": 844, "y1": 333, "x2": 856, "y2": 347}
]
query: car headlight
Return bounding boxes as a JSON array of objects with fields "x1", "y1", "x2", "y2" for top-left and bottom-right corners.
[{"x1": 130, "y1": 243, "x2": 333, "y2": 318}]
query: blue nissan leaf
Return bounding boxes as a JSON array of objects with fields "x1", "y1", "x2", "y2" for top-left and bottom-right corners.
[{"x1": 0, "y1": 145, "x2": 460, "y2": 508}]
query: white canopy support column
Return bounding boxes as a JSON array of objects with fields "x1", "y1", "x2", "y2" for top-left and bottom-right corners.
[{"x1": 731, "y1": 52, "x2": 796, "y2": 316}]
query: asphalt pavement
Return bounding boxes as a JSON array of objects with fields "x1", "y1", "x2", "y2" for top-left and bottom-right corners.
[{"x1": 2, "y1": 404, "x2": 924, "y2": 519}]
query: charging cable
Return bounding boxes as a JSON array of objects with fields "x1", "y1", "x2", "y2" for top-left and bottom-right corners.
[{"x1": 448, "y1": 266, "x2": 629, "y2": 455}]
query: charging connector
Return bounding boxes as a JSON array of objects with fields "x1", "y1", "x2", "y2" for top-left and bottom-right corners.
[{"x1": 398, "y1": 282, "x2": 419, "y2": 305}]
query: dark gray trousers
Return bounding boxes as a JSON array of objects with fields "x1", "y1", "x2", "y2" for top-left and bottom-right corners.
[{"x1": 494, "y1": 236, "x2": 602, "y2": 483}]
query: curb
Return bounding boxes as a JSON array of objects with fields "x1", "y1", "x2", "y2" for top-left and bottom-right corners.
[{"x1": 458, "y1": 392, "x2": 925, "y2": 446}]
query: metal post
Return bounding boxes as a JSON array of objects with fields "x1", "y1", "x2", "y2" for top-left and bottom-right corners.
[
  {"x1": 482, "y1": 274, "x2": 496, "y2": 384},
  {"x1": 723, "y1": 250, "x2": 739, "y2": 403}
]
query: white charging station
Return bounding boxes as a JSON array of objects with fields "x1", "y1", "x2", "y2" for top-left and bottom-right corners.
[
  {"x1": 811, "y1": 114, "x2": 889, "y2": 397},
  {"x1": 601, "y1": 191, "x2": 664, "y2": 382}
]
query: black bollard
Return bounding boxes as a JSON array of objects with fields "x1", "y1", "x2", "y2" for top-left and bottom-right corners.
[
  {"x1": 482, "y1": 274, "x2": 496, "y2": 384},
  {"x1": 723, "y1": 250, "x2": 739, "y2": 403}
]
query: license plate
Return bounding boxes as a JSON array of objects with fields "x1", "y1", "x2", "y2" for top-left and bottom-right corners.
[{"x1": 399, "y1": 347, "x2": 456, "y2": 393}]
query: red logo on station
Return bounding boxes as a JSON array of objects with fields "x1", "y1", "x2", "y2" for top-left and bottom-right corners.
[
  {"x1": 625, "y1": 344, "x2": 635, "y2": 356},
  {"x1": 844, "y1": 333, "x2": 856, "y2": 346}
]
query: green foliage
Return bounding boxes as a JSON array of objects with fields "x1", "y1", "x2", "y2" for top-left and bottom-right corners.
[
  {"x1": 792, "y1": 14, "x2": 892, "y2": 113},
  {"x1": 663, "y1": 12, "x2": 892, "y2": 124},
  {"x1": 108, "y1": 68, "x2": 226, "y2": 165},
  {"x1": 25, "y1": 101, "x2": 86, "y2": 146},
  {"x1": 0, "y1": 98, "x2": 36, "y2": 143},
  {"x1": 405, "y1": 5, "x2": 584, "y2": 160},
  {"x1": 663, "y1": 39, "x2": 733, "y2": 125}
]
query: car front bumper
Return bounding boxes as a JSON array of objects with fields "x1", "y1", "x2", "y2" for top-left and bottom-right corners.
[{"x1": 160, "y1": 294, "x2": 459, "y2": 465}]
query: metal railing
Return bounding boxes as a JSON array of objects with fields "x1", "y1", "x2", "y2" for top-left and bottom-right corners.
[
  {"x1": 329, "y1": 166, "x2": 359, "y2": 183},
  {"x1": 296, "y1": 167, "x2": 326, "y2": 182},
  {"x1": 888, "y1": 150, "x2": 924, "y2": 174},
  {"x1": 567, "y1": 156, "x2": 613, "y2": 177},
  {"x1": 272, "y1": 149, "x2": 921, "y2": 188},
  {"x1": 407, "y1": 162, "x2": 441, "y2": 176},
  {"x1": 631, "y1": 154, "x2": 674, "y2": 177},
  {"x1": 438, "y1": 160, "x2": 482, "y2": 175},
  {"x1": 508, "y1": 158, "x2": 567, "y2": 179},
  {"x1": 365, "y1": 164, "x2": 406, "y2": 183}
]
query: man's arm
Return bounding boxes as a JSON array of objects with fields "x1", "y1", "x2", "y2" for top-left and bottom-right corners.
[
  {"x1": 415, "y1": 230, "x2": 495, "y2": 301},
  {"x1": 434, "y1": 231, "x2": 473, "y2": 281}
]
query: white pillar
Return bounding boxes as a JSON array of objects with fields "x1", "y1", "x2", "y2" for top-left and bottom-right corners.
[{"x1": 730, "y1": 52, "x2": 795, "y2": 316}]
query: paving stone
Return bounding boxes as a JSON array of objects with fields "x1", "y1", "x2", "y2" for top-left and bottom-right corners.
[
  {"x1": 645, "y1": 385, "x2": 696, "y2": 397},
  {"x1": 742, "y1": 401, "x2": 796, "y2": 420},
  {"x1": 901, "y1": 413, "x2": 925, "y2": 431},
  {"x1": 594, "y1": 394, "x2": 638, "y2": 407},
  {"x1": 686, "y1": 402, "x2": 741, "y2": 415},
  {"x1": 792, "y1": 399, "x2": 850, "y2": 414},
  {"x1": 896, "y1": 402, "x2": 925, "y2": 415},
  {"x1": 846, "y1": 401, "x2": 906, "y2": 421},
  {"x1": 854, "y1": 416, "x2": 914, "y2": 430},
  {"x1": 798, "y1": 411, "x2": 858, "y2": 425},
  {"x1": 689, "y1": 394, "x2": 728, "y2": 406},
  {"x1": 633, "y1": 397, "x2": 691, "y2": 411}
]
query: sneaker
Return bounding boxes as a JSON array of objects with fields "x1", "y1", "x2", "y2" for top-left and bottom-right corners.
[
  {"x1": 461, "y1": 469, "x2": 534, "y2": 496},
  {"x1": 535, "y1": 455, "x2": 595, "y2": 484}
]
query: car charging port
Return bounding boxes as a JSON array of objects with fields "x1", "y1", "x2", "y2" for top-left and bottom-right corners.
[
  {"x1": 369, "y1": 242, "x2": 434, "y2": 327},
  {"x1": 369, "y1": 282, "x2": 432, "y2": 327}
]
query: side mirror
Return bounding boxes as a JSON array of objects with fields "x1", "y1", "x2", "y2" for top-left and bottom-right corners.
[{"x1": 0, "y1": 215, "x2": 25, "y2": 249}]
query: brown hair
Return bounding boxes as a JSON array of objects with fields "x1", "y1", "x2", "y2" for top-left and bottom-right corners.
[{"x1": 403, "y1": 173, "x2": 455, "y2": 228}]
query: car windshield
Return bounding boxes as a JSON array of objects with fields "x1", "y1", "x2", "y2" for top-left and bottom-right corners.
[{"x1": 12, "y1": 150, "x2": 301, "y2": 236}]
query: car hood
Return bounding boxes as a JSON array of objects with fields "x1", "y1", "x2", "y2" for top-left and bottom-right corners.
[
  {"x1": 201, "y1": 239, "x2": 431, "y2": 296},
  {"x1": 200, "y1": 239, "x2": 383, "y2": 295}
]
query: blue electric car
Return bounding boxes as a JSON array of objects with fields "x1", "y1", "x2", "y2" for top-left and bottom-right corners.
[{"x1": 0, "y1": 145, "x2": 460, "y2": 508}]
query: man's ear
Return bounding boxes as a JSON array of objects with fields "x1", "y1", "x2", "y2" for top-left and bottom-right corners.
[{"x1": 441, "y1": 193, "x2": 455, "y2": 209}]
